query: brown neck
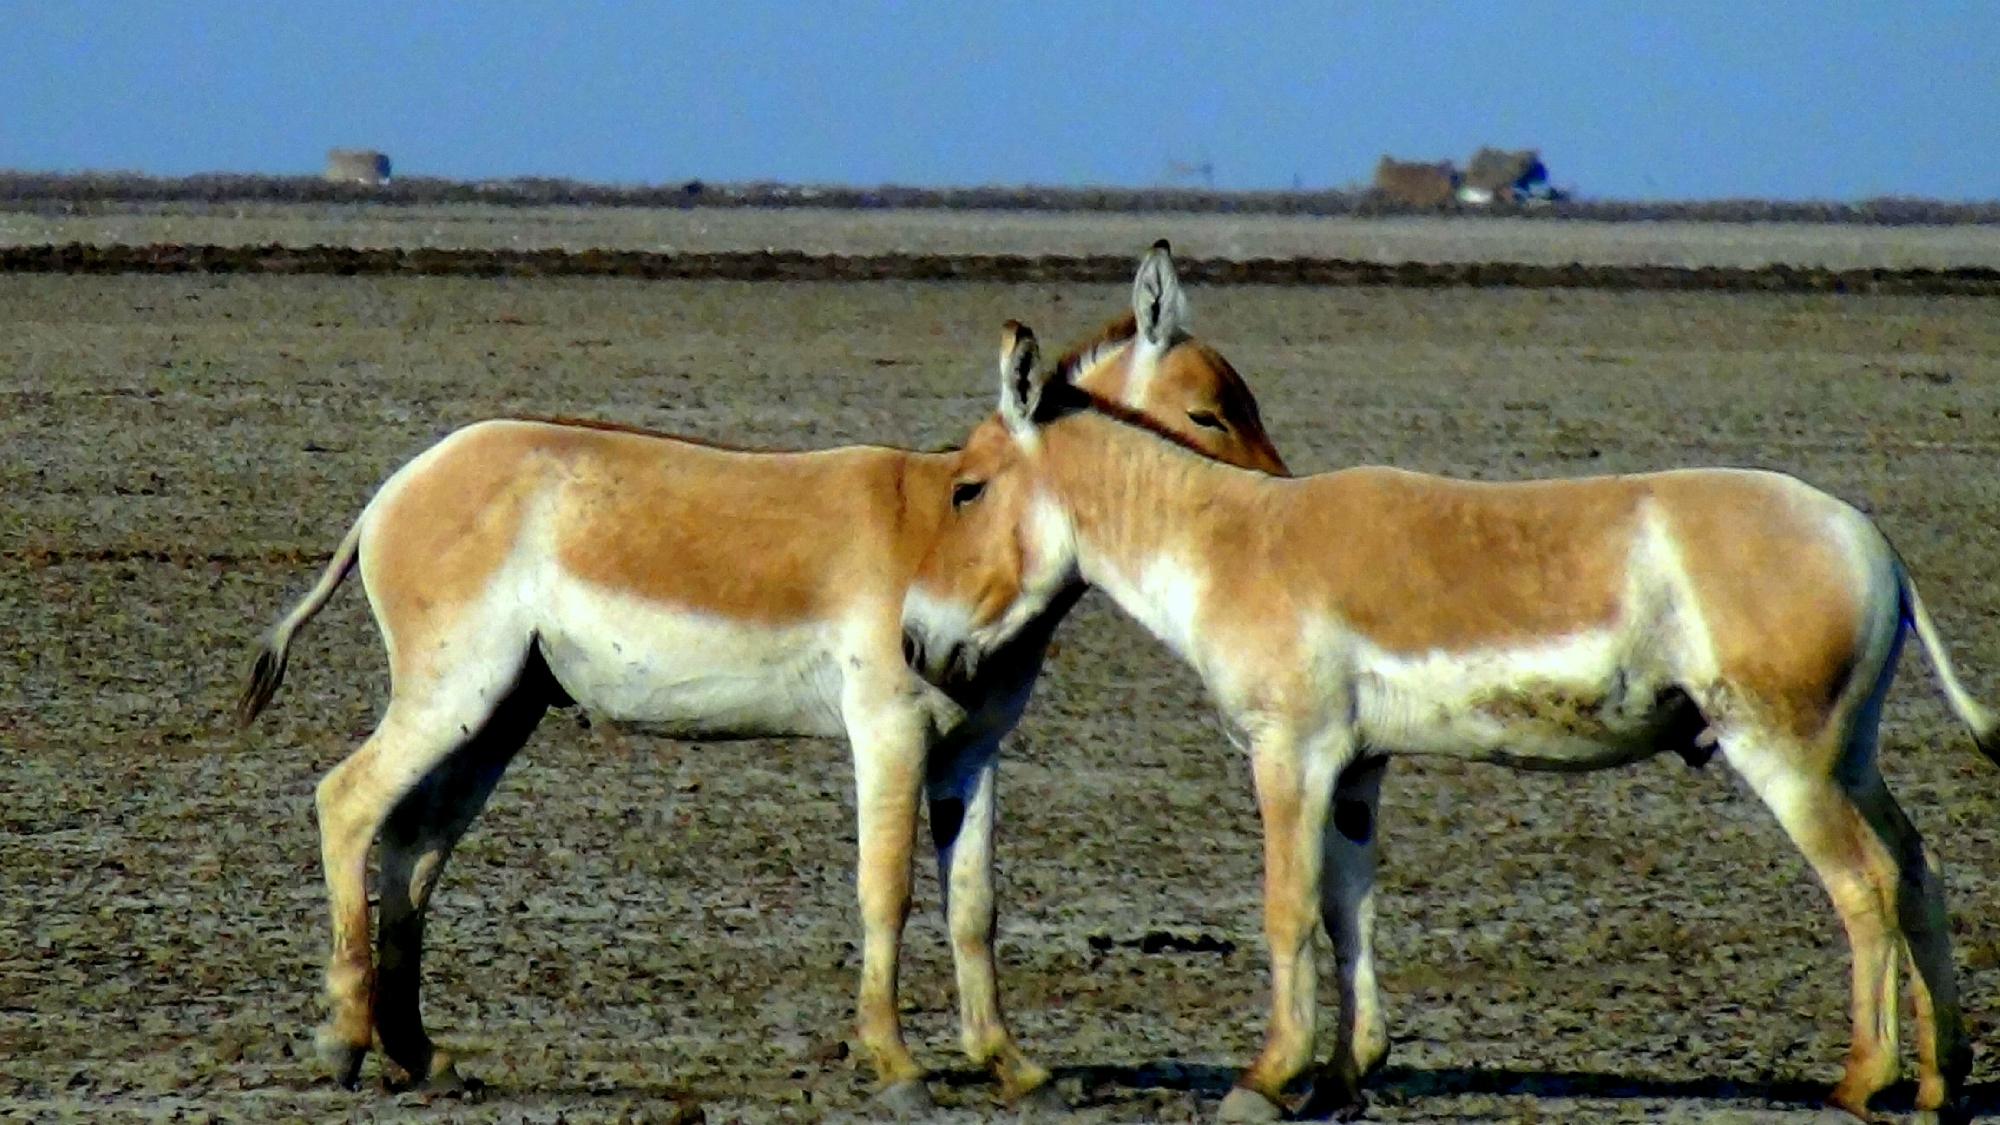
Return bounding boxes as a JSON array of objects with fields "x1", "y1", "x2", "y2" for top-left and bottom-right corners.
[
  {"x1": 1042, "y1": 411, "x2": 1268, "y2": 588},
  {"x1": 880, "y1": 450, "x2": 958, "y2": 575}
]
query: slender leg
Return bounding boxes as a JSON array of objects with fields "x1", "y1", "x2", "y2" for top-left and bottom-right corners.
[
  {"x1": 373, "y1": 675, "x2": 545, "y2": 1087},
  {"x1": 1308, "y1": 755, "x2": 1389, "y2": 1112},
  {"x1": 928, "y1": 733, "x2": 1050, "y2": 1103},
  {"x1": 314, "y1": 703, "x2": 485, "y2": 1087},
  {"x1": 1222, "y1": 724, "x2": 1347, "y2": 1122},
  {"x1": 1850, "y1": 778, "x2": 1968, "y2": 1115},
  {"x1": 1724, "y1": 731, "x2": 1904, "y2": 1119},
  {"x1": 845, "y1": 675, "x2": 939, "y2": 1105}
]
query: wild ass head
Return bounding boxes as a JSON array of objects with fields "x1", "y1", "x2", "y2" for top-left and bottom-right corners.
[
  {"x1": 900, "y1": 241, "x2": 1284, "y2": 682},
  {"x1": 901, "y1": 324, "x2": 1072, "y2": 682},
  {"x1": 1064, "y1": 241, "x2": 1287, "y2": 476}
]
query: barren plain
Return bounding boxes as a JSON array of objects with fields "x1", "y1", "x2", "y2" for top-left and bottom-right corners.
[
  {"x1": 9, "y1": 202, "x2": 2000, "y2": 269},
  {"x1": 4, "y1": 211, "x2": 2000, "y2": 1123}
]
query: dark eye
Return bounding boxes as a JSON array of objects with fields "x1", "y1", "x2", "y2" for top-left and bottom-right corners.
[
  {"x1": 951, "y1": 480, "x2": 986, "y2": 509},
  {"x1": 1188, "y1": 410, "x2": 1227, "y2": 431}
]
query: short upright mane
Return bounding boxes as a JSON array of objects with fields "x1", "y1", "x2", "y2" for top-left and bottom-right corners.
[
  {"x1": 1046, "y1": 313, "x2": 1277, "y2": 473},
  {"x1": 1055, "y1": 311, "x2": 1141, "y2": 380}
]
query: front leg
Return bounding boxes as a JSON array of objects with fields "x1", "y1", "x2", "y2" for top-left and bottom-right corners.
[
  {"x1": 927, "y1": 731, "x2": 1052, "y2": 1105},
  {"x1": 844, "y1": 669, "x2": 949, "y2": 1107},
  {"x1": 1221, "y1": 721, "x2": 1349, "y2": 1122}
]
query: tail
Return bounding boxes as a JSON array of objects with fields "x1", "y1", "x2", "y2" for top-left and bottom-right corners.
[
  {"x1": 1900, "y1": 563, "x2": 2000, "y2": 765},
  {"x1": 235, "y1": 519, "x2": 364, "y2": 728}
]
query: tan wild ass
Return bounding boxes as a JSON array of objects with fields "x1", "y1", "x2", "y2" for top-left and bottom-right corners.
[
  {"x1": 236, "y1": 243, "x2": 1285, "y2": 1110},
  {"x1": 905, "y1": 325, "x2": 1998, "y2": 1122}
]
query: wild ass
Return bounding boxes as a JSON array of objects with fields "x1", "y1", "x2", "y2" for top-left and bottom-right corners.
[
  {"x1": 905, "y1": 325, "x2": 1998, "y2": 1122},
  {"x1": 235, "y1": 243, "x2": 1285, "y2": 1109}
]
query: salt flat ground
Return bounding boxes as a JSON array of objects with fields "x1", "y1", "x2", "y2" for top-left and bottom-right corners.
[
  {"x1": 7, "y1": 202, "x2": 2000, "y2": 269},
  {"x1": 4, "y1": 219, "x2": 2000, "y2": 1122}
]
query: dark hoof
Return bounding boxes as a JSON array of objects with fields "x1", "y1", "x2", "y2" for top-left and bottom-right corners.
[
  {"x1": 1296, "y1": 1069, "x2": 1367, "y2": 1121},
  {"x1": 1825, "y1": 1088, "x2": 1893, "y2": 1125},
  {"x1": 1821, "y1": 1098, "x2": 1889, "y2": 1125},
  {"x1": 1910, "y1": 1107, "x2": 1973, "y2": 1125},
  {"x1": 315, "y1": 1031, "x2": 368, "y2": 1090},
  {"x1": 1217, "y1": 1085, "x2": 1284, "y2": 1123},
  {"x1": 874, "y1": 1078, "x2": 936, "y2": 1117},
  {"x1": 1296, "y1": 1093, "x2": 1368, "y2": 1122},
  {"x1": 1010, "y1": 1080, "x2": 1067, "y2": 1115},
  {"x1": 421, "y1": 1052, "x2": 468, "y2": 1096}
]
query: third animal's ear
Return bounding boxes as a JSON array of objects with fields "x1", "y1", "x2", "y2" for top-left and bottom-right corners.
[
  {"x1": 1132, "y1": 239, "x2": 1189, "y2": 348},
  {"x1": 996, "y1": 320, "x2": 1048, "y2": 435}
]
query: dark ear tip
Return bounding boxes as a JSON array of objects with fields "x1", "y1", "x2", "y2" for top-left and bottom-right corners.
[{"x1": 1150, "y1": 238, "x2": 1172, "y2": 254}]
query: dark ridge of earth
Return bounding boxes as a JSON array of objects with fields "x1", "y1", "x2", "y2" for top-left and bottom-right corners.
[{"x1": 7, "y1": 241, "x2": 2000, "y2": 295}]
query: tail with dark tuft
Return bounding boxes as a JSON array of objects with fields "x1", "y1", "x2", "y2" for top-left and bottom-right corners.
[
  {"x1": 234, "y1": 518, "x2": 363, "y2": 729},
  {"x1": 1974, "y1": 711, "x2": 2000, "y2": 769},
  {"x1": 235, "y1": 645, "x2": 289, "y2": 728}
]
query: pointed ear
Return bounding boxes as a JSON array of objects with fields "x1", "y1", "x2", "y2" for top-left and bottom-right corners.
[
  {"x1": 1132, "y1": 238, "x2": 1189, "y2": 348},
  {"x1": 995, "y1": 320, "x2": 1047, "y2": 434}
]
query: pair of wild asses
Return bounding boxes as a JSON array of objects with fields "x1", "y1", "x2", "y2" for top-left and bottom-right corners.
[{"x1": 242, "y1": 242, "x2": 1994, "y2": 1121}]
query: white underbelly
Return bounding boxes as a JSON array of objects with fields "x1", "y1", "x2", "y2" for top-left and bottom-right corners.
[
  {"x1": 536, "y1": 578, "x2": 846, "y2": 740},
  {"x1": 1353, "y1": 635, "x2": 1681, "y2": 770}
]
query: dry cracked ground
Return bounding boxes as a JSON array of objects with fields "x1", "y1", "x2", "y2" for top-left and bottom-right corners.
[{"x1": 5, "y1": 250, "x2": 2000, "y2": 1122}]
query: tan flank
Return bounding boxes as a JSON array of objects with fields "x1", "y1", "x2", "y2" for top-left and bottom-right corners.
[
  {"x1": 912, "y1": 336, "x2": 1998, "y2": 1121},
  {"x1": 236, "y1": 242, "x2": 1285, "y2": 1109}
]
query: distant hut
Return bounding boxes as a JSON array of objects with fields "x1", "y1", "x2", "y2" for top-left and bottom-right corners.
[
  {"x1": 1458, "y1": 147, "x2": 1553, "y2": 204},
  {"x1": 1371, "y1": 156, "x2": 1460, "y2": 208},
  {"x1": 324, "y1": 148, "x2": 392, "y2": 186}
]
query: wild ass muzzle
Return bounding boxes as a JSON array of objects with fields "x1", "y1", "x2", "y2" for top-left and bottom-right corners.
[
  {"x1": 235, "y1": 242, "x2": 1284, "y2": 1110},
  {"x1": 909, "y1": 326, "x2": 1998, "y2": 1122}
]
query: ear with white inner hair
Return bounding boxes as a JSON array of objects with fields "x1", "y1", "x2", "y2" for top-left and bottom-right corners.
[
  {"x1": 996, "y1": 320, "x2": 1047, "y2": 434},
  {"x1": 1131, "y1": 238, "x2": 1189, "y2": 348}
]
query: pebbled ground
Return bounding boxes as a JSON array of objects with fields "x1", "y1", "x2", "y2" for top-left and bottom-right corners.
[{"x1": 4, "y1": 251, "x2": 2000, "y2": 1122}]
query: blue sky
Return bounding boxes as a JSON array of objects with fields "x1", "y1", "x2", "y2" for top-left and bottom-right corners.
[{"x1": 5, "y1": 2, "x2": 1995, "y2": 201}]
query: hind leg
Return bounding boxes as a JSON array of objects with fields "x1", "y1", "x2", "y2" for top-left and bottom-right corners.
[
  {"x1": 315, "y1": 709, "x2": 455, "y2": 1085},
  {"x1": 1723, "y1": 730, "x2": 1906, "y2": 1119},
  {"x1": 1849, "y1": 778, "x2": 1968, "y2": 1115},
  {"x1": 373, "y1": 671, "x2": 547, "y2": 1088},
  {"x1": 313, "y1": 654, "x2": 529, "y2": 1087}
]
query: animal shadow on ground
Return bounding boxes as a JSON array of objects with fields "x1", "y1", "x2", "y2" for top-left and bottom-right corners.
[
  {"x1": 1035, "y1": 1061, "x2": 2000, "y2": 1119},
  {"x1": 384, "y1": 1075, "x2": 705, "y2": 1122}
]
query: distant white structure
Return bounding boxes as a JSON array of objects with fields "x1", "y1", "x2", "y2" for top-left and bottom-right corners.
[
  {"x1": 324, "y1": 149, "x2": 392, "y2": 186},
  {"x1": 1457, "y1": 148, "x2": 1557, "y2": 205},
  {"x1": 1371, "y1": 148, "x2": 1563, "y2": 207}
]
